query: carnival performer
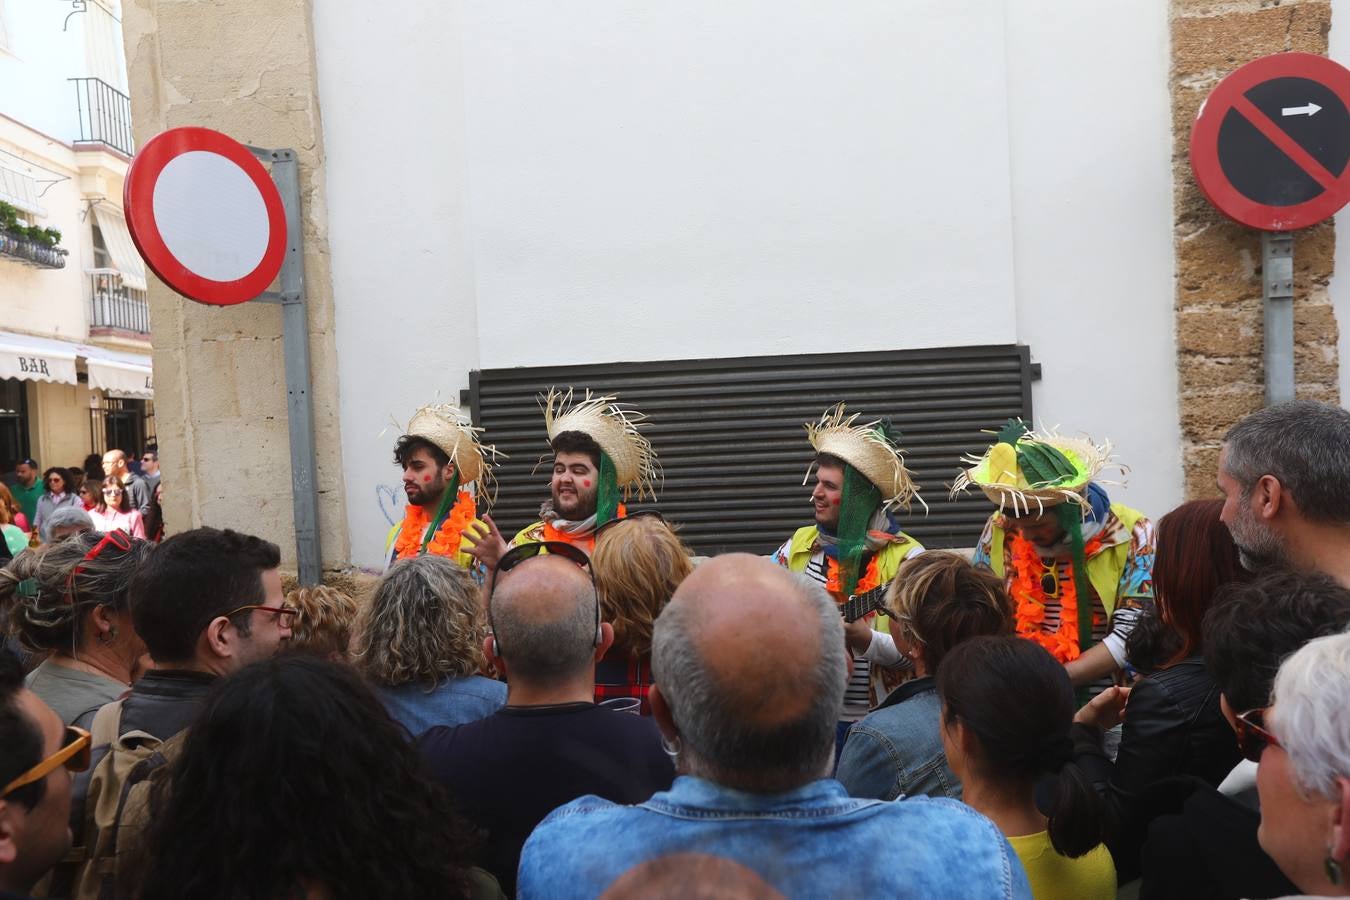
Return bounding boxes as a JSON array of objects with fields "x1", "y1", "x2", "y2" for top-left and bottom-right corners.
[
  {"x1": 771, "y1": 404, "x2": 925, "y2": 737},
  {"x1": 952, "y1": 419, "x2": 1154, "y2": 690},
  {"x1": 384, "y1": 402, "x2": 495, "y2": 581},
  {"x1": 510, "y1": 388, "x2": 658, "y2": 551}
]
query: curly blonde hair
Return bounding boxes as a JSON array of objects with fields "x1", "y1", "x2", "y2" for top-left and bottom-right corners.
[
  {"x1": 286, "y1": 585, "x2": 361, "y2": 661},
  {"x1": 592, "y1": 516, "x2": 694, "y2": 658},
  {"x1": 0, "y1": 531, "x2": 153, "y2": 654},
  {"x1": 352, "y1": 555, "x2": 486, "y2": 687}
]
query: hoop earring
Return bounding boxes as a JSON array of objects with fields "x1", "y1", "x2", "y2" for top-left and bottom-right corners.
[{"x1": 660, "y1": 735, "x2": 681, "y2": 761}]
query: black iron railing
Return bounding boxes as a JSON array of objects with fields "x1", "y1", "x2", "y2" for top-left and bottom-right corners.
[
  {"x1": 70, "y1": 77, "x2": 134, "y2": 157},
  {"x1": 0, "y1": 231, "x2": 67, "y2": 268},
  {"x1": 89, "y1": 270, "x2": 150, "y2": 334}
]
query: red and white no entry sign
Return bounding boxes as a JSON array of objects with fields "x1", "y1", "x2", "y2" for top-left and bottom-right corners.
[{"x1": 124, "y1": 127, "x2": 287, "y2": 305}]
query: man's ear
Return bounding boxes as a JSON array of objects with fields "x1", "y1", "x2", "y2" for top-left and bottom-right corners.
[
  {"x1": 483, "y1": 634, "x2": 505, "y2": 678},
  {"x1": 443, "y1": 461, "x2": 457, "y2": 484},
  {"x1": 0, "y1": 799, "x2": 20, "y2": 866},
  {"x1": 203, "y1": 616, "x2": 234, "y2": 660},
  {"x1": 649, "y1": 685, "x2": 679, "y2": 743},
  {"x1": 1333, "y1": 776, "x2": 1350, "y2": 865},
  {"x1": 594, "y1": 622, "x2": 615, "y2": 660},
  {"x1": 1255, "y1": 474, "x2": 1284, "y2": 522}
]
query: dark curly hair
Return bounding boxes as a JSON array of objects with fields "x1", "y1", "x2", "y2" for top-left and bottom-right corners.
[
  {"x1": 551, "y1": 430, "x2": 602, "y2": 468},
  {"x1": 136, "y1": 656, "x2": 479, "y2": 900},
  {"x1": 1204, "y1": 569, "x2": 1350, "y2": 714},
  {"x1": 393, "y1": 434, "x2": 449, "y2": 469}
]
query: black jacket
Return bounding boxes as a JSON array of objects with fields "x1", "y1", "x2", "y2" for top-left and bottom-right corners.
[{"x1": 1072, "y1": 657, "x2": 1242, "y2": 880}]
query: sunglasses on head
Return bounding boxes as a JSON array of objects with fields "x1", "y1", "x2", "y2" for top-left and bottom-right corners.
[
  {"x1": 490, "y1": 541, "x2": 600, "y2": 656},
  {"x1": 593, "y1": 509, "x2": 668, "y2": 539},
  {"x1": 497, "y1": 540, "x2": 592, "y2": 574},
  {"x1": 2, "y1": 726, "x2": 91, "y2": 797},
  {"x1": 1235, "y1": 707, "x2": 1282, "y2": 763},
  {"x1": 66, "y1": 530, "x2": 133, "y2": 602}
]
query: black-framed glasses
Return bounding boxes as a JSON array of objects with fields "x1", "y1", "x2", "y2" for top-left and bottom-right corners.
[
  {"x1": 593, "y1": 509, "x2": 668, "y2": 539},
  {"x1": 491, "y1": 541, "x2": 599, "y2": 657},
  {"x1": 1235, "y1": 707, "x2": 1282, "y2": 763},
  {"x1": 497, "y1": 540, "x2": 592, "y2": 574}
]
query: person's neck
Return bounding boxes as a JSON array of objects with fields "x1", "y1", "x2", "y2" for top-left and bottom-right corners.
[
  {"x1": 1288, "y1": 522, "x2": 1350, "y2": 589},
  {"x1": 504, "y1": 671, "x2": 596, "y2": 707},
  {"x1": 53, "y1": 641, "x2": 135, "y2": 685},
  {"x1": 960, "y1": 776, "x2": 1046, "y2": 839}
]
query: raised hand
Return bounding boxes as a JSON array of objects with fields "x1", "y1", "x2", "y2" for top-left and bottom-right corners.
[{"x1": 463, "y1": 514, "x2": 510, "y2": 571}]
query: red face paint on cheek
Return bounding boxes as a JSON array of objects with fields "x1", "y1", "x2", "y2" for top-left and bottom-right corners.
[
  {"x1": 423, "y1": 475, "x2": 432, "y2": 483},
  {"x1": 832, "y1": 498, "x2": 841, "y2": 506},
  {"x1": 583, "y1": 480, "x2": 591, "y2": 488}
]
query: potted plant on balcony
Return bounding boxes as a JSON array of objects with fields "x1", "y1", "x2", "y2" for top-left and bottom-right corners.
[{"x1": 0, "y1": 200, "x2": 69, "y2": 268}]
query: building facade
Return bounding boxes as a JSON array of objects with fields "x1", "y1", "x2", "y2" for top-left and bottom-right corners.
[
  {"x1": 0, "y1": 0, "x2": 153, "y2": 481},
  {"x1": 117, "y1": 0, "x2": 1347, "y2": 574}
]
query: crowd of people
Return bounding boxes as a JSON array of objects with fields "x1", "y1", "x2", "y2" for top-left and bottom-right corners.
[
  {"x1": 0, "y1": 449, "x2": 163, "y2": 559},
  {"x1": 0, "y1": 396, "x2": 1348, "y2": 899}
]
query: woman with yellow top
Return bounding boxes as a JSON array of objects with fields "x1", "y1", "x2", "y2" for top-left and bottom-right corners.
[{"x1": 938, "y1": 635, "x2": 1116, "y2": 900}]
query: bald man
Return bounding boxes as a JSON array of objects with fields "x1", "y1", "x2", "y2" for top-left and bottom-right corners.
[
  {"x1": 519, "y1": 555, "x2": 1032, "y2": 900},
  {"x1": 418, "y1": 552, "x2": 673, "y2": 896},
  {"x1": 101, "y1": 450, "x2": 151, "y2": 521}
]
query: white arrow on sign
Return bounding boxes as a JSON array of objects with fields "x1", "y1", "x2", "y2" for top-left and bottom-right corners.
[{"x1": 1282, "y1": 102, "x2": 1322, "y2": 117}]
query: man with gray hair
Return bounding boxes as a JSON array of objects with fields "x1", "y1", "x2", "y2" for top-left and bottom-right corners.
[
  {"x1": 418, "y1": 546, "x2": 672, "y2": 896},
  {"x1": 1218, "y1": 400, "x2": 1350, "y2": 585},
  {"x1": 40, "y1": 506, "x2": 94, "y2": 544},
  {"x1": 518, "y1": 554, "x2": 1032, "y2": 899}
]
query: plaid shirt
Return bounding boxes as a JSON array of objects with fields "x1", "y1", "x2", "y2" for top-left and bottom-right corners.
[{"x1": 593, "y1": 651, "x2": 653, "y2": 715}]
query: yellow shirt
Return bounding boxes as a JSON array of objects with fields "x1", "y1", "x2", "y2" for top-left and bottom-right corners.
[{"x1": 1006, "y1": 831, "x2": 1116, "y2": 900}]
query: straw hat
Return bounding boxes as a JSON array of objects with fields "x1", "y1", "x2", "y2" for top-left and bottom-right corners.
[
  {"x1": 950, "y1": 420, "x2": 1113, "y2": 516},
  {"x1": 543, "y1": 388, "x2": 658, "y2": 499},
  {"x1": 407, "y1": 402, "x2": 495, "y2": 486},
  {"x1": 804, "y1": 404, "x2": 922, "y2": 511}
]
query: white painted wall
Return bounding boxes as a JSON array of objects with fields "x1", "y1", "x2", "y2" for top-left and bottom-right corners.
[
  {"x1": 1006, "y1": 2, "x2": 1182, "y2": 519},
  {"x1": 316, "y1": 1, "x2": 1181, "y2": 569}
]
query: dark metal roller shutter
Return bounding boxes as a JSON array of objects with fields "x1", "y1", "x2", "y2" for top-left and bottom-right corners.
[{"x1": 467, "y1": 344, "x2": 1036, "y2": 556}]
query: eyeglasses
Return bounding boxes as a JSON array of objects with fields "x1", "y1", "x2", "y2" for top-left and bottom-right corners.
[
  {"x1": 886, "y1": 610, "x2": 927, "y2": 645},
  {"x1": 140, "y1": 456, "x2": 155, "y2": 462},
  {"x1": 490, "y1": 541, "x2": 599, "y2": 656},
  {"x1": 1235, "y1": 707, "x2": 1282, "y2": 763},
  {"x1": 2, "y1": 726, "x2": 91, "y2": 797},
  {"x1": 220, "y1": 604, "x2": 300, "y2": 628},
  {"x1": 593, "y1": 509, "x2": 668, "y2": 539},
  {"x1": 101, "y1": 487, "x2": 123, "y2": 495},
  {"x1": 66, "y1": 530, "x2": 133, "y2": 603}
]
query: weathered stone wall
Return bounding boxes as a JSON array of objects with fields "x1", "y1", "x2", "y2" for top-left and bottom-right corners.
[
  {"x1": 1172, "y1": 0, "x2": 1341, "y2": 498},
  {"x1": 120, "y1": 0, "x2": 350, "y2": 570}
]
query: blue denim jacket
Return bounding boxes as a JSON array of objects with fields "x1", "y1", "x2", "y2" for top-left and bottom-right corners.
[
  {"x1": 836, "y1": 676, "x2": 963, "y2": 801},
  {"x1": 376, "y1": 675, "x2": 507, "y2": 738},
  {"x1": 518, "y1": 775, "x2": 1030, "y2": 899}
]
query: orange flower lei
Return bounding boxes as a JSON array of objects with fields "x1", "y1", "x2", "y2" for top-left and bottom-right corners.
[
  {"x1": 825, "y1": 555, "x2": 882, "y2": 600},
  {"x1": 1008, "y1": 532, "x2": 1104, "y2": 663},
  {"x1": 394, "y1": 489, "x2": 477, "y2": 560}
]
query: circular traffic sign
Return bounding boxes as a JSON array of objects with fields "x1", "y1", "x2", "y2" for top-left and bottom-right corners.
[
  {"x1": 1191, "y1": 53, "x2": 1350, "y2": 231},
  {"x1": 124, "y1": 127, "x2": 286, "y2": 305}
]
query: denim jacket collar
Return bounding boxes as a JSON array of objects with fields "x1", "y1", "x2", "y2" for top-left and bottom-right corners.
[
  {"x1": 644, "y1": 775, "x2": 873, "y2": 817},
  {"x1": 875, "y1": 674, "x2": 935, "y2": 711}
]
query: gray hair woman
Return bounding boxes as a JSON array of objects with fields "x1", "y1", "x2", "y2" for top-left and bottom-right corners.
[
  {"x1": 1248, "y1": 631, "x2": 1350, "y2": 897},
  {"x1": 40, "y1": 505, "x2": 95, "y2": 544},
  {"x1": 353, "y1": 554, "x2": 505, "y2": 737},
  {"x1": 0, "y1": 530, "x2": 153, "y2": 724}
]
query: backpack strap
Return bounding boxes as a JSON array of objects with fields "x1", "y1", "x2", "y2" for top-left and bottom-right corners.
[{"x1": 89, "y1": 700, "x2": 124, "y2": 749}]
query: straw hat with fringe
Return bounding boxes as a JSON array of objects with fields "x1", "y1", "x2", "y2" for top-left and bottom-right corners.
[
  {"x1": 407, "y1": 402, "x2": 497, "y2": 494},
  {"x1": 805, "y1": 404, "x2": 922, "y2": 512},
  {"x1": 543, "y1": 388, "x2": 658, "y2": 501},
  {"x1": 950, "y1": 418, "x2": 1113, "y2": 517}
]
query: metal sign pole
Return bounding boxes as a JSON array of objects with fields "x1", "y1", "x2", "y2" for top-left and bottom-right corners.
[
  {"x1": 1261, "y1": 231, "x2": 1295, "y2": 405},
  {"x1": 248, "y1": 146, "x2": 322, "y2": 585}
]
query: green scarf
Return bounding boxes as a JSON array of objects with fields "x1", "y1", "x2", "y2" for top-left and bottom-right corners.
[
  {"x1": 595, "y1": 451, "x2": 620, "y2": 526},
  {"x1": 420, "y1": 470, "x2": 461, "y2": 555}
]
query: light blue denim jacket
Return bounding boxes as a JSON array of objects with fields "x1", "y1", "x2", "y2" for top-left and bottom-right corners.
[
  {"x1": 836, "y1": 676, "x2": 963, "y2": 801},
  {"x1": 376, "y1": 675, "x2": 506, "y2": 738},
  {"x1": 518, "y1": 775, "x2": 1030, "y2": 899}
]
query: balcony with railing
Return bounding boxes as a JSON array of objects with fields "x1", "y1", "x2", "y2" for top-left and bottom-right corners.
[
  {"x1": 89, "y1": 270, "x2": 150, "y2": 338},
  {"x1": 0, "y1": 230, "x2": 68, "y2": 269},
  {"x1": 70, "y1": 78, "x2": 135, "y2": 157}
]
